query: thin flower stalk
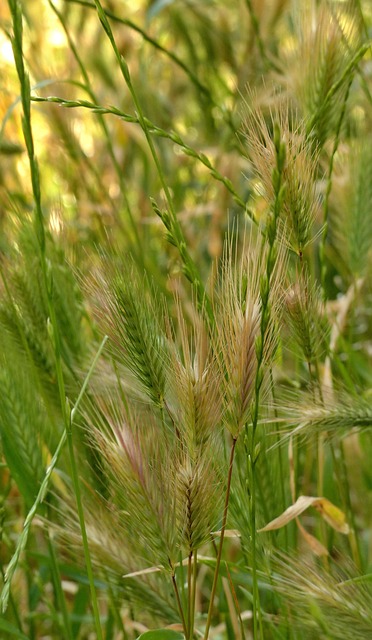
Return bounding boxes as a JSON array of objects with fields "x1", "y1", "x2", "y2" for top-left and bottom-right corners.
[
  {"x1": 245, "y1": 0, "x2": 270, "y2": 71},
  {"x1": 203, "y1": 435, "x2": 238, "y2": 640},
  {"x1": 206, "y1": 222, "x2": 285, "y2": 637},
  {"x1": 6, "y1": 2, "x2": 104, "y2": 636},
  {"x1": 0, "y1": 335, "x2": 107, "y2": 614},
  {"x1": 248, "y1": 122, "x2": 286, "y2": 639},
  {"x1": 46, "y1": 526, "x2": 73, "y2": 640},
  {"x1": 47, "y1": 0, "x2": 142, "y2": 261},
  {"x1": 31, "y1": 95, "x2": 251, "y2": 221},
  {"x1": 92, "y1": 0, "x2": 213, "y2": 319},
  {"x1": 320, "y1": 73, "x2": 353, "y2": 299},
  {"x1": 171, "y1": 567, "x2": 188, "y2": 638}
]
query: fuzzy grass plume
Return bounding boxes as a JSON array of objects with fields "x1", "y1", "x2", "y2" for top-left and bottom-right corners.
[
  {"x1": 243, "y1": 101, "x2": 321, "y2": 256},
  {"x1": 272, "y1": 553, "x2": 372, "y2": 639}
]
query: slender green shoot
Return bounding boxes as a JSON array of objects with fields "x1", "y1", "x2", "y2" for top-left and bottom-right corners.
[
  {"x1": 203, "y1": 436, "x2": 238, "y2": 640},
  {"x1": 0, "y1": 336, "x2": 108, "y2": 614}
]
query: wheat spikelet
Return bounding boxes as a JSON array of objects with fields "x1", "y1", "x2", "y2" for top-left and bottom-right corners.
[
  {"x1": 167, "y1": 298, "x2": 223, "y2": 452},
  {"x1": 286, "y1": 265, "x2": 329, "y2": 366},
  {"x1": 0, "y1": 364, "x2": 46, "y2": 506},
  {"x1": 176, "y1": 452, "x2": 223, "y2": 554},
  {"x1": 330, "y1": 139, "x2": 372, "y2": 280},
  {"x1": 213, "y1": 230, "x2": 285, "y2": 434},
  {"x1": 243, "y1": 100, "x2": 320, "y2": 255},
  {"x1": 88, "y1": 261, "x2": 169, "y2": 407},
  {"x1": 90, "y1": 401, "x2": 179, "y2": 568},
  {"x1": 273, "y1": 553, "x2": 372, "y2": 639},
  {"x1": 285, "y1": 3, "x2": 360, "y2": 148}
]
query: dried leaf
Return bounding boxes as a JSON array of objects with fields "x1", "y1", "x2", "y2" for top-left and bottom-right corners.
[
  {"x1": 258, "y1": 495, "x2": 349, "y2": 534},
  {"x1": 313, "y1": 498, "x2": 350, "y2": 534},
  {"x1": 296, "y1": 518, "x2": 328, "y2": 556},
  {"x1": 123, "y1": 566, "x2": 162, "y2": 579}
]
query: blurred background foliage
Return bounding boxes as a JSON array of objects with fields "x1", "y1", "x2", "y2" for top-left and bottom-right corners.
[{"x1": 0, "y1": 0, "x2": 370, "y2": 277}]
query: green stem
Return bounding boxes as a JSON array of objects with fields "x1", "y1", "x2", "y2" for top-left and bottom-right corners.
[
  {"x1": 308, "y1": 42, "x2": 371, "y2": 136},
  {"x1": 203, "y1": 436, "x2": 237, "y2": 640},
  {"x1": 65, "y1": 398, "x2": 103, "y2": 639},
  {"x1": 249, "y1": 410, "x2": 263, "y2": 639},
  {"x1": 6, "y1": 4, "x2": 103, "y2": 634},
  {"x1": 47, "y1": 0, "x2": 143, "y2": 262},
  {"x1": 244, "y1": 0, "x2": 279, "y2": 72},
  {"x1": 65, "y1": 0, "x2": 221, "y2": 111},
  {"x1": 92, "y1": 0, "x2": 214, "y2": 319},
  {"x1": 330, "y1": 443, "x2": 362, "y2": 569},
  {"x1": 171, "y1": 568, "x2": 188, "y2": 638},
  {"x1": 106, "y1": 578, "x2": 130, "y2": 640},
  {"x1": 187, "y1": 552, "x2": 192, "y2": 639},
  {"x1": 190, "y1": 550, "x2": 197, "y2": 639},
  {"x1": 47, "y1": 528, "x2": 73, "y2": 640},
  {"x1": 269, "y1": 369, "x2": 288, "y2": 551},
  {"x1": 47, "y1": 295, "x2": 104, "y2": 637},
  {"x1": 320, "y1": 73, "x2": 353, "y2": 299},
  {"x1": 31, "y1": 95, "x2": 251, "y2": 220},
  {"x1": 0, "y1": 336, "x2": 107, "y2": 613},
  {"x1": 244, "y1": 121, "x2": 285, "y2": 639},
  {"x1": 251, "y1": 466, "x2": 259, "y2": 638}
]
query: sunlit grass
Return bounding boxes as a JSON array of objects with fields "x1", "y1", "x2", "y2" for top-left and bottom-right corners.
[{"x1": 1, "y1": 1, "x2": 372, "y2": 639}]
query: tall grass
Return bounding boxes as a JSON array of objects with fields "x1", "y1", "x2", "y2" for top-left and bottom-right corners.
[{"x1": 1, "y1": 0, "x2": 372, "y2": 638}]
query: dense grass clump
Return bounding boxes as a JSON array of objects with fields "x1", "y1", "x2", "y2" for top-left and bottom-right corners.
[{"x1": 1, "y1": 1, "x2": 372, "y2": 638}]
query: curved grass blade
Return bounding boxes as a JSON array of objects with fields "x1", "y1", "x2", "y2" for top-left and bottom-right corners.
[{"x1": 0, "y1": 336, "x2": 108, "y2": 614}]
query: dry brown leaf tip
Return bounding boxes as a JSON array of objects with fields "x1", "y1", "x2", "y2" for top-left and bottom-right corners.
[{"x1": 259, "y1": 494, "x2": 350, "y2": 535}]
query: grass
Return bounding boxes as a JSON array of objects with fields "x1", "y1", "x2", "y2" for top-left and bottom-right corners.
[{"x1": 1, "y1": 0, "x2": 372, "y2": 638}]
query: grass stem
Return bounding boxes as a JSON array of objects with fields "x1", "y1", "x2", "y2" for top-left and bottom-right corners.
[
  {"x1": 46, "y1": 529, "x2": 73, "y2": 640},
  {"x1": 171, "y1": 569, "x2": 188, "y2": 638},
  {"x1": 187, "y1": 552, "x2": 192, "y2": 638},
  {"x1": 203, "y1": 436, "x2": 237, "y2": 640},
  {"x1": 0, "y1": 336, "x2": 107, "y2": 613}
]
